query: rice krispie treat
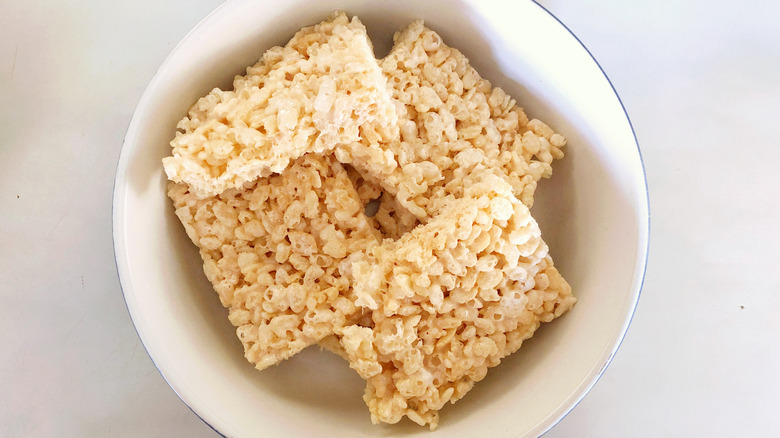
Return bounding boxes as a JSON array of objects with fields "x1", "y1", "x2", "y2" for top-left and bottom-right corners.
[
  {"x1": 336, "y1": 20, "x2": 565, "y2": 220},
  {"x1": 336, "y1": 175, "x2": 575, "y2": 429},
  {"x1": 163, "y1": 12, "x2": 398, "y2": 198},
  {"x1": 169, "y1": 155, "x2": 380, "y2": 369}
]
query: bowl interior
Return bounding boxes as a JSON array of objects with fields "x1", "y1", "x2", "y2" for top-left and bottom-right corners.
[{"x1": 114, "y1": 1, "x2": 648, "y2": 436}]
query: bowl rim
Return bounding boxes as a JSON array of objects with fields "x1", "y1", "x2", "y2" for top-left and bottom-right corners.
[
  {"x1": 112, "y1": 1, "x2": 650, "y2": 436},
  {"x1": 527, "y1": 1, "x2": 650, "y2": 435}
]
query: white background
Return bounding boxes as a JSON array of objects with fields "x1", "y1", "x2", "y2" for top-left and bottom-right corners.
[{"x1": 2, "y1": 0, "x2": 779, "y2": 436}]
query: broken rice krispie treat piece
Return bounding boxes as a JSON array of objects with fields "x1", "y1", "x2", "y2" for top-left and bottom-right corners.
[
  {"x1": 163, "y1": 12, "x2": 398, "y2": 198},
  {"x1": 169, "y1": 155, "x2": 379, "y2": 369},
  {"x1": 336, "y1": 20, "x2": 565, "y2": 220},
  {"x1": 337, "y1": 174, "x2": 575, "y2": 429}
]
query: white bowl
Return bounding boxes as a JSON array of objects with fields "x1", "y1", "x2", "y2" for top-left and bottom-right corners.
[{"x1": 113, "y1": 0, "x2": 649, "y2": 436}]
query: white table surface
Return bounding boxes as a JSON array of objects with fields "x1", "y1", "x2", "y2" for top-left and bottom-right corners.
[{"x1": 2, "y1": 0, "x2": 779, "y2": 436}]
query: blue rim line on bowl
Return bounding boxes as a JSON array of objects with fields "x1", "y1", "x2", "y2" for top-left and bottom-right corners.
[{"x1": 528, "y1": 2, "x2": 649, "y2": 436}]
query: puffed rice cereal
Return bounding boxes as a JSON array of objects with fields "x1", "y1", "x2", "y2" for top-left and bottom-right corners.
[
  {"x1": 163, "y1": 12, "x2": 398, "y2": 198},
  {"x1": 169, "y1": 155, "x2": 379, "y2": 369},
  {"x1": 165, "y1": 14, "x2": 576, "y2": 431},
  {"x1": 335, "y1": 20, "x2": 566, "y2": 220},
  {"x1": 344, "y1": 164, "x2": 420, "y2": 240},
  {"x1": 336, "y1": 174, "x2": 575, "y2": 429}
]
